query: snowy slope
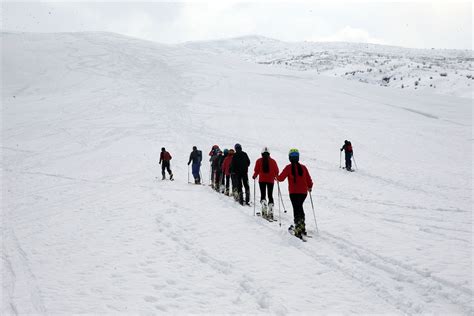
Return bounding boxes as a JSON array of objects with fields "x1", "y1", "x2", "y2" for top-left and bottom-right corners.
[
  {"x1": 183, "y1": 36, "x2": 474, "y2": 98},
  {"x1": 2, "y1": 32, "x2": 472, "y2": 315}
]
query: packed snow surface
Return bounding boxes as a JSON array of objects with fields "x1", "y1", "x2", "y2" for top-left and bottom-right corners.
[{"x1": 2, "y1": 32, "x2": 472, "y2": 315}]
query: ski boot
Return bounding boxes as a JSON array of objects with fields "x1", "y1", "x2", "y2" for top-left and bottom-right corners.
[
  {"x1": 170, "y1": 174, "x2": 174, "y2": 181},
  {"x1": 260, "y1": 200, "x2": 268, "y2": 218},
  {"x1": 267, "y1": 203, "x2": 274, "y2": 221}
]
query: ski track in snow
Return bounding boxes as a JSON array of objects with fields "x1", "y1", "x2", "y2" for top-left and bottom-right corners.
[{"x1": 2, "y1": 32, "x2": 472, "y2": 314}]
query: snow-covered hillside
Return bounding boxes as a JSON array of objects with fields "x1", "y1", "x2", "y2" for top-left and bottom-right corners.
[
  {"x1": 2, "y1": 32, "x2": 472, "y2": 314},
  {"x1": 184, "y1": 36, "x2": 474, "y2": 98}
]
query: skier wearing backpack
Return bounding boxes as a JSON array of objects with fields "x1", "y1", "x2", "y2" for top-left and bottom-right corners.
[
  {"x1": 188, "y1": 146, "x2": 202, "y2": 184},
  {"x1": 252, "y1": 147, "x2": 279, "y2": 220},
  {"x1": 340, "y1": 140, "x2": 353, "y2": 171},
  {"x1": 231, "y1": 143, "x2": 251, "y2": 205},
  {"x1": 276, "y1": 149, "x2": 313, "y2": 239},
  {"x1": 159, "y1": 147, "x2": 173, "y2": 180},
  {"x1": 222, "y1": 148, "x2": 235, "y2": 196}
]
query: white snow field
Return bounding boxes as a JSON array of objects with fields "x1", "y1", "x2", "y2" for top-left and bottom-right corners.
[
  {"x1": 183, "y1": 35, "x2": 474, "y2": 99},
  {"x1": 2, "y1": 32, "x2": 472, "y2": 315}
]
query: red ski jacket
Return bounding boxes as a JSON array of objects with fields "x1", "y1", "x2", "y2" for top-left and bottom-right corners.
[
  {"x1": 253, "y1": 157, "x2": 279, "y2": 183},
  {"x1": 222, "y1": 154, "x2": 233, "y2": 176},
  {"x1": 276, "y1": 163, "x2": 313, "y2": 194},
  {"x1": 160, "y1": 151, "x2": 172, "y2": 163}
]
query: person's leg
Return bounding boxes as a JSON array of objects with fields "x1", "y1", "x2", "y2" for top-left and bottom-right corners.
[
  {"x1": 259, "y1": 182, "x2": 267, "y2": 202},
  {"x1": 267, "y1": 183, "x2": 275, "y2": 219},
  {"x1": 161, "y1": 163, "x2": 166, "y2": 179},
  {"x1": 192, "y1": 163, "x2": 199, "y2": 180},
  {"x1": 166, "y1": 162, "x2": 173, "y2": 179},
  {"x1": 243, "y1": 174, "x2": 250, "y2": 204},
  {"x1": 236, "y1": 174, "x2": 244, "y2": 204},
  {"x1": 290, "y1": 194, "x2": 307, "y2": 236},
  {"x1": 267, "y1": 183, "x2": 274, "y2": 204}
]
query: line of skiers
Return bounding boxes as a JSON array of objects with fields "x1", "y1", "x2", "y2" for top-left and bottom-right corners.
[
  {"x1": 204, "y1": 144, "x2": 314, "y2": 239},
  {"x1": 161, "y1": 141, "x2": 355, "y2": 239}
]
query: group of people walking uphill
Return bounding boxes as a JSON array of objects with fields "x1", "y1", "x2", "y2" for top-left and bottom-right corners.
[
  {"x1": 205, "y1": 144, "x2": 313, "y2": 239},
  {"x1": 161, "y1": 141, "x2": 355, "y2": 240}
]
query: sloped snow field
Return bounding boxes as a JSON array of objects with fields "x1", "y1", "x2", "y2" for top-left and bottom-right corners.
[{"x1": 2, "y1": 32, "x2": 472, "y2": 315}]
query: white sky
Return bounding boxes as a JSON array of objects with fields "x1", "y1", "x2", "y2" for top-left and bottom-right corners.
[{"x1": 1, "y1": 1, "x2": 472, "y2": 49}]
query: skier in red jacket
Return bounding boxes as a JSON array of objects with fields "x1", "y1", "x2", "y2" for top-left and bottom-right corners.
[
  {"x1": 159, "y1": 147, "x2": 173, "y2": 180},
  {"x1": 276, "y1": 148, "x2": 313, "y2": 238},
  {"x1": 222, "y1": 148, "x2": 235, "y2": 196},
  {"x1": 252, "y1": 147, "x2": 279, "y2": 220}
]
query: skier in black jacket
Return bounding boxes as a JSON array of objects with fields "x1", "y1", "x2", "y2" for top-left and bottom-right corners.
[
  {"x1": 212, "y1": 149, "x2": 225, "y2": 191},
  {"x1": 187, "y1": 146, "x2": 202, "y2": 184},
  {"x1": 230, "y1": 143, "x2": 251, "y2": 205}
]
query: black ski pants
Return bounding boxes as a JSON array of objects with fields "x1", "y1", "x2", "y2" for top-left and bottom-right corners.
[
  {"x1": 235, "y1": 173, "x2": 250, "y2": 204},
  {"x1": 215, "y1": 169, "x2": 223, "y2": 190},
  {"x1": 289, "y1": 193, "x2": 307, "y2": 235},
  {"x1": 345, "y1": 152, "x2": 352, "y2": 170},
  {"x1": 161, "y1": 161, "x2": 172, "y2": 177},
  {"x1": 225, "y1": 175, "x2": 231, "y2": 191},
  {"x1": 259, "y1": 182, "x2": 274, "y2": 204}
]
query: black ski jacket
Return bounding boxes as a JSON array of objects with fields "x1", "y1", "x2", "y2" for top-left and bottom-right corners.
[
  {"x1": 188, "y1": 150, "x2": 202, "y2": 165},
  {"x1": 231, "y1": 150, "x2": 250, "y2": 175}
]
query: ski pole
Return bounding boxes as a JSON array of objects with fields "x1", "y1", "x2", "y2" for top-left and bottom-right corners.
[
  {"x1": 277, "y1": 181, "x2": 281, "y2": 227},
  {"x1": 276, "y1": 181, "x2": 287, "y2": 213},
  {"x1": 339, "y1": 150, "x2": 342, "y2": 168},
  {"x1": 309, "y1": 191, "x2": 319, "y2": 235},
  {"x1": 187, "y1": 164, "x2": 190, "y2": 183},
  {"x1": 352, "y1": 153, "x2": 358, "y2": 170},
  {"x1": 253, "y1": 179, "x2": 256, "y2": 216}
]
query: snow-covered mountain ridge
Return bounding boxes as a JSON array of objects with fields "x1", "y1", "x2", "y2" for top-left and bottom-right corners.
[
  {"x1": 2, "y1": 32, "x2": 472, "y2": 315},
  {"x1": 183, "y1": 35, "x2": 473, "y2": 98}
]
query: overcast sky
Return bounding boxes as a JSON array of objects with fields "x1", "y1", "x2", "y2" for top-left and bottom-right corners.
[{"x1": 2, "y1": 1, "x2": 472, "y2": 49}]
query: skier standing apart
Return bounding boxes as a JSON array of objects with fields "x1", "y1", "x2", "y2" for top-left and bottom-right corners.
[
  {"x1": 252, "y1": 147, "x2": 279, "y2": 220},
  {"x1": 159, "y1": 147, "x2": 173, "y2": 180},
  {"x1": 231, "y1": 143, "x2": 251, "y2": 205},
  {"x1": 209, "y1": 145, "x2": 220, "y2": 187},
  {"x1": 187, "y1": 146, "x2": 202, "y2": 184},
  {"x1": 340, "y1": 140, "x2": 353, "y2": 171},
  {"x1": 222, "y1": 148, "x2": 235, "y2": 196},
  {"x1": 276, "y1": 149, "x2": 313, "y2": 239}
]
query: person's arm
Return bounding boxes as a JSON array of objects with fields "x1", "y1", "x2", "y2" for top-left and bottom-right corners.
[
  {"x1": 188, "y1": 153, "x2": 192, "y2": 165},
  {"x1": 276, "y1": 165, "x2": 289, "y2": 182},
  {"x1": 159, "y1": 152, "x2": 162, "y2": 164}
]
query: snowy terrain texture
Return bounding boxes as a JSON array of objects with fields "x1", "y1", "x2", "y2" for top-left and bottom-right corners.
[
  {"x1": 2, "y1": 32, "x2": 472, "y2": 315},
  {"x1": 184, "y1": 36, "x2": 473, "y2": 99}
]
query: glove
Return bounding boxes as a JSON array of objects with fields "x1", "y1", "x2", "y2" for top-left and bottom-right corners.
[
  {"x1": 252, "y1": 175, "x2": 256, "y2": 180},
  {"x1": 308, "y1": 188, "x2": 312, "y2": 192},
  {"x1": 340, "y1": 148, "x2": 343, "y2": 152},
  {"x1": 187, "y1": 162, "x2": 190, "y2": 165}
]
